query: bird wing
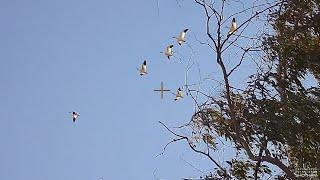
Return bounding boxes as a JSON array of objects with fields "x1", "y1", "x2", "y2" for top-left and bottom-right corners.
[
  {"x1": 179, "y1": 31, "x2": 186, "y2": 40},
  {"x1": 166, "y1": 46, "x2": 173, "y2": 54},
  {"x1": 166, "y1": 46, "x2": 170, "y2": 52},
  {"x1": 142, "y1": 64, "x2": 147, "y2": 72},
  {"x1": 232, "y1": 22, "x2": 237, "y2": 30},
  {"x1": 167, "y1": 45, "x2": 173, "y2": 55},
  {"x1": 229, "y1": 22, "x2": 236, "y2": 33}
]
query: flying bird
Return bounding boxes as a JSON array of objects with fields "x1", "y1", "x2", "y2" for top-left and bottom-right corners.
[
  {"x1": 174, "y1": 88, "x2": 183, "y2": 101},
  {"x1": 228, "y1": 18, "x2": 237, "y2": 35},
  {"x1": 71, "y1": 111, "x2": 80, "y2": 122},
  {"x1": 139, "y1": 60, "x2": 147, "y2": 76},
  {"x1": 163, "y1": 45, "x2": 173, "y2": 59},
  {"x1": 173, "y1": 29, "x2": 189, "y2": 45}
]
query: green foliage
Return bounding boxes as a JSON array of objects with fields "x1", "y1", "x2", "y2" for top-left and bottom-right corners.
[
  {"x1": 230, "y1": 160, "x2": 252, "y2": 179},
  {"x1": 263, "y1": 0, "x2": 320, "y2": 168},
  {"x1": 265, "y1": 0, "x2": 320, "y2": 80}
]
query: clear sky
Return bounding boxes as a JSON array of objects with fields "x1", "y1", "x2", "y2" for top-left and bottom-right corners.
[{"x1": 0, "y1": 0, "x2": 264, "y2": 179}]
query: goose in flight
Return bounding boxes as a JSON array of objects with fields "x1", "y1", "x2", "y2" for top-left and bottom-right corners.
[
  {"x1": 163, "y1": 45, "x2": 173, "y2": 59},
  {"x1": 174, "y1": 88, "x2": 183, "y2": 101},
  {"x1": 71, "y1": 111, "x2": 80, "y2": 122},
  {"x1": 139, "y1": 60, "x2": 147, "y2": 76},
  {"x1": 228, "y1": 18, "x2": 237, "y2": 35},
  {"x1": 174, "y1": 29, "x2": 189, "y2": 45}
]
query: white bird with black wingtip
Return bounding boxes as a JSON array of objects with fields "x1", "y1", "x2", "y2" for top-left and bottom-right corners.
[
  {"x1": 174, "y1": 29, "x2": 189, "y2": 46},
  {"x1": 174, "y1": 88, "x2": 183, "y2": 101},
  {"x1": 139, "y1": 60, "x2": 147, "y2": 76},
  {"x1": 163, "y1": 45, "x2": 173, "y2": 59},
  {"x1": 228, "y1": 18, "x2": 237, "y2": 35},
  {"x1": 71, "y1": 111, "x2": 80, "y2": 123}
]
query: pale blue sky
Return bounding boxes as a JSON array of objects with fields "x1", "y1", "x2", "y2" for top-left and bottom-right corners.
[{"x1": 0, "y1": 0, "x2": 265, "y2": 179}]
